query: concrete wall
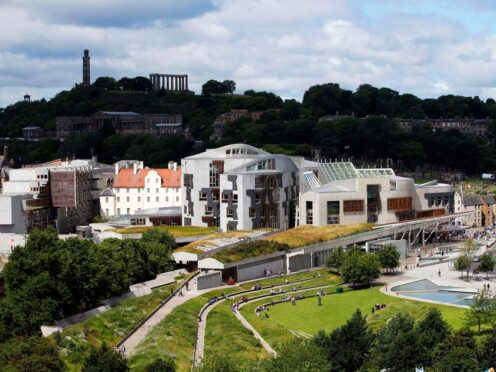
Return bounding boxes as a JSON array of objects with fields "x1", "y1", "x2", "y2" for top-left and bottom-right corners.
[
  {"x1": 288, "y1": 254, "x2": 312, "y2": 272},
  {"x1": 195, "y1": 271, "x2": 222, "y2": 290},
  {"x1": 0, "y1": 195, "x2": 28, "y2": 234},
  {"x1": 237, "y1": 256, "x2": 285, "y2": 282}
]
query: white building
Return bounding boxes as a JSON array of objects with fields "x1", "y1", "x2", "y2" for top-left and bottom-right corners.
[
  {"x1": 299, "y1": 162, "x2": 456, "y2": 226},
  {"x1": 99, "y1": 161, "x2": 181, "y2": 217},
  {"x1": 182, "y1": 144, "x2": 299, "y2": 231}
]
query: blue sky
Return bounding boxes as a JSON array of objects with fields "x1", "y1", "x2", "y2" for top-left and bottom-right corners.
[{"x1": 1, "y1": 0, "x2": 496, "y2": 108}]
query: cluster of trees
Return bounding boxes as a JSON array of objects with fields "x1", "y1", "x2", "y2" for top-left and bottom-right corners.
[
  {"x1": 201, "y1": 79, "x2": 236, "y2": 95},
  {"x1": 326, "y1": 244, "x2": 400, "y2": 286},
  {"x1": 2, "y1": 79, "x2": 496, "y2": 174},
  {"x1": 0, "y1": 228, "x2": 175, "y2": 342},
  {"x1": 303, "y1": 82, "x2": 496, "y2": 119},
  {"x1": 454, "y1": 238, "x2": 496, "y2": 280}
]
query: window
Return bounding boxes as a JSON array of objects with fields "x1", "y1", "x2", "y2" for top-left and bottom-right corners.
[
  {"x1": 147, "y1": 197, "x2": 150, "y2": 202},
  {"x1": 166, "y1": 197, "x2": 169, "y2": 202},
  {"x1": 233, "y1": 193, "x2": 238, "y2": 203},
  {"x1": 205, "y1": 205, "x2": 213, "y2": 215},
  {"x1": 138, "y1": 197, "x2": 141, "y2": 202},
  {"x1": 156, "y1": 188, "x2": 159, "y2": 193},
  {"x1": 126, "y1": 197, "x2": 130, "y2": 202},
  {"x1": 209, "y1": 161, "x2": 223, "y2": 187},
  {"x1": 156, "y1": 197, "x2": 159, "y2": 202},
  {"x1": 306, "y1": 201, "x2": 313, "y2": 224},
  {"x1": 255, "y1": 193, "x2": 260, "y2": 203},
  {"x1": 222, "y1": 192, "x2": 229, "y2": 202},
  {"x1": 105, "y1": 209, "x2": 109, "y2": 216},
  {"x1": 147, "y1": 188, "x2": 150, "y2": 193},
  {"x1": 227, "y1": 208, "x2": 234, "y2": 217},
  {"x1": 199, "y1": 191, "x2": 207, "y2": 201},
  {"x1": 126, "y1": 208, "x2": 130, "y2": 215},
  {"x1": 127, "y1": 188, "x2": 129, "y2": 193},
  {"x1": 156, "y1": 178, "x2": 159, "y2": 183},
  {"x1": 387, "y1": 197, "x2": 413, "y2": 211},
  {"x1": 176, "y1": 196, "x2": 179, "y2": 202},
  {"x1": 117, "y1": 208, "x2": 121, "y2": 215},
  {"x1": 117, "y1": 197, "x2": 120, "y2": 202},
  {"x1": 249, "y1": 207, "x2": 256, "y2": 217},
  {"x1": 105, "y1": 197, "x2": 109, "y2": 203},
  {"x1": 327, "y1": 201, "x2": 340, "y2": 224},
  {"x1": 343, "y1": 200, "x2": 364, "y2": 214}
]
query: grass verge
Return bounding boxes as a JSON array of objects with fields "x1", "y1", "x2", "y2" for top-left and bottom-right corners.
[
  {"x1": 113, "y1": 226, "x2": 218, "y2": 237},
  {"x1": 56, "y1": 283, "x2": 176, "y2": 371}
]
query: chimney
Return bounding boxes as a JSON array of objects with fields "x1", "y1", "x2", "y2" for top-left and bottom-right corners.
[
  {"x1": 174, "y1": 162, "x2": 177, "y2": 171},
  {"x1": 168, "y1": 161, "x2": 173, "y2": 169},
  {"x1": 133, "y1": 162, "x2": 138, "y2": 175},
  {"x1": 115, "y1": 162, "x2": 119, "y2": 175}
]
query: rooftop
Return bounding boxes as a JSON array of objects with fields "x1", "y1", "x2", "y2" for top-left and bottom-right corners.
[{"x1": 113, "y1": 167, "x2": 181, "y2": 188}]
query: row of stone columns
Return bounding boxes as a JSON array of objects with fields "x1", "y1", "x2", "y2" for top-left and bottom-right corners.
[{"x1": 149, "y1": 74, "x2": 188, "y2": 91}]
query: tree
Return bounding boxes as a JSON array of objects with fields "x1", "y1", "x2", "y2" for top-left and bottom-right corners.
[
  {"x1": 145, "y1": 356, "x2": 176, "y2": 372},
  {"x1": 454, "y1": 254, "x2": 472, "y2": 279},
  {"x1": 261, "y1": 338, "x2": 329, "y2": 371},
  {"x1": 465, "y1": 287, "x2": 496, "y2": 333},
  {"x1": 414, "y1": 307, "x2": 451, "y2": 367},
  {"x1": 431, "y1": 330, "x2": 479, "y2": 372},
  {"x1": 376, "y1": 244, "x2": 400, "y2": 273},
  {"x1": 462, "y1": 237, "x2": 478, "y2": 259},
  {"x1": 93, "y1": 77, "x2": 117, "y2": 90},
  {"x1": 326, "y1": 247, "x2": 345, "y2": 271},
  {"x1": 367, "y1": 313, "x2": 420, "y2": 371},
  {"x1": 480, "y1": 325, "x2": 496, "y2": 370},
  {"x1": 82, "y1": 343, "x2": 128, "y2": 372},
  {"x1": 340, "y1": 252, "x2": 382, "y2": 286},
  {"x1": 479, "y1": 253, "x2": 495, "y2": 278},
  {"x1": 201, "y1": 80, "x2": 236, "y2": 95},
  {"x1": 326, "y1": 309, "x2": 374, "y2": 372},
  {"x1": 0, "y1": 336, "x2": 64, "y2": 371}
]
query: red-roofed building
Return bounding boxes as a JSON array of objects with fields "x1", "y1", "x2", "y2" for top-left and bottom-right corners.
[{"x1": 99, "y1": 160, "x2": 182, "y2": 217}]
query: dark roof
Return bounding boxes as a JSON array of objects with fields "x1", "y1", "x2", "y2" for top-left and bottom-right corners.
[
  {"x1": 99, "y1": 188, "x2": 115, "y2": 197},
  {"x1": 97, "y1": 111, "x2": 141, "y2": 117},
  {"x1": 463, "y1": 194, "x2": 496, "y2": 206}
]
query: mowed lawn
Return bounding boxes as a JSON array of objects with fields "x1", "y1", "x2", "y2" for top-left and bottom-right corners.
[{"x1": 264, "y1": 286, "x2": 466, "y2": 335}]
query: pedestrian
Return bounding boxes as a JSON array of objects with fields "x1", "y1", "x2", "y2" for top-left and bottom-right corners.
[
  {"x1": 186, "y1": 282, "x2": 189, "y2": 290},
  {"x1": 438, "y1": 269, "x2": 441, "y2": 277},
  {"x1": 317, "y1": 296, "x2": 322, "y2": 306}
]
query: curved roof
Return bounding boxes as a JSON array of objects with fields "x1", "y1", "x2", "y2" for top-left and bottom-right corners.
[{"x1": 185, "y1": 144, "x2": 268, "y2": 159}]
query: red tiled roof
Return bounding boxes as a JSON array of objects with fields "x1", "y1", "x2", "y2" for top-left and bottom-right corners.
[{"x1": 114, "y1": 167, "x2": 181, "y2": 188}]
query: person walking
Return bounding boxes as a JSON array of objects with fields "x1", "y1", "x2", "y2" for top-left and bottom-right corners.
[
  {"x1": 438, "y1": 269, "x2": 441, "y2": 277},
  {"x1": 317, "y1": 295, "x2": 322, "y2": 306}
]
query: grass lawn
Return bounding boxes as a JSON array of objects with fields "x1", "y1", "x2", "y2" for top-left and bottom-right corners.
[
  {"x1": 113, "y1": 225, "x2": 218, "y2": 237},
  {"x1": 238, "y1": 268, "x2": 339, "y2": 290},
  {"x1": 174, "y1": 231, "x2": 258, "y2": 254},
  {"x1": 241, "y1": 286, "x2": 467, "y2": 350},
  {"x1": 57, "y1": 283, "x2": 177, "y2": 371},
  {"x1": 128, "y1": 287, "x2": 240, "y2": 372},
  {"x1": 264, "y1": 223, "x2": 373, "y2": 248},
  {"x1": 204, "y1": 300, "x2": 270, "y2": 368}
]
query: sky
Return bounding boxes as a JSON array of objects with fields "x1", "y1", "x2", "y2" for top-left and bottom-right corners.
[{"x1": 2, "y1": 0, "x2": 496, "y2": 108}]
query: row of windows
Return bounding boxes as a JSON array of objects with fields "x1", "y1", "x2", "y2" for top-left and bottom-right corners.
[
  {"x1": 387, "y1": 197, "x2": 413, "y2": 211},
  {"x1": 115, "y1": 187, "x2": 177, "y2": 193},
  {"x1": 109, "y1": 196, "x2": 179, "y2": 203}
]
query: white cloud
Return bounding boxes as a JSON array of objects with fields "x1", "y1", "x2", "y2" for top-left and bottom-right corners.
[{"x1": 2, "y1": 0, "x2": 496, "y2": 108}]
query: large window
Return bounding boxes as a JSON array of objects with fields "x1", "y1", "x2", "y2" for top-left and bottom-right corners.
[
  {"x1": 306, "y1": 201, "x2": 313, "y2": 225},
  {"x1": 327, "y1": 201, "x2": 340, "y2": 224},
  {"x1": 209, "y1": 161, "x2": 223, "y2": 187},
  {"x1": 343, "y1": 200, "x2": 364, "y2": 214},
  {"x1": 387, "y1": 197, "x2": 413, "y2": 211}
]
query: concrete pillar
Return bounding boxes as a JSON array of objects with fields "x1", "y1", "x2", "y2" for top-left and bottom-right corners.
[
  {"x1": 166, "y1": 76, "x2": 169, "y2": 90},
  {"x1": 185, "y1": 75, "x2": 188, "y2": 91},
  {"x1": 180, "y1": 76, "x2": 184, "y2": 91}
]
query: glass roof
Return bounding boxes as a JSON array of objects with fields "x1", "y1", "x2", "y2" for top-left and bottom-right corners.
[
  {"x1": 319, "y1": 162, "x2": 359, "y2": 182},
  {"x1": 303, "y1": 171, "x2": 322, "y2": 190},
  {"x1": 357, "y1": 168, "x2": 396, "y2": 177}
]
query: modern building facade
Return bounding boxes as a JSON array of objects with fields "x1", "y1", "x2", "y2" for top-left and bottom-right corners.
[
  {"x1": 299, "y1": 162, "x2": 456, "y2": 226},
  {"x1": 0, "y1": 161, "x2": 93, "y2": 234},
  {"x1": 182, "y1": 144, "x2": 299, "y2": 231},
  {"x1": 55, "y1": 111, "x2": 184, "y2": 139},
  {"x1": 99, "y1": 161, "x2": 181, "y2": 217}
]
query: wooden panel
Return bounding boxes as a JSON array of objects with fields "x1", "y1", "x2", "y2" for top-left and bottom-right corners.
[
  {"x1": 343, "y1": 200, "x2": 365, "y2": 213},
  {"x1": 387, "y1": 197, "x2": 412, "y2": 211}
]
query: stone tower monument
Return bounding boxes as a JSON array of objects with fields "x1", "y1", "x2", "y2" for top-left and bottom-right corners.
[{"x1": 82, "y1": 49, "x2": 91, "y2": 86}]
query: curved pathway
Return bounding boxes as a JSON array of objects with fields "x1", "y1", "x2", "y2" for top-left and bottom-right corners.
[{"x1": 193, "y1": 280, "x2": 333, "y2": 366}]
